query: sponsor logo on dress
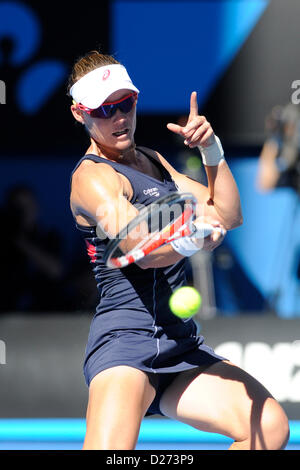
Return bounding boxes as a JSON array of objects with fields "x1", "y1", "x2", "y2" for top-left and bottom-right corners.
[{"x1": 143, "y1": 187, "x2": 160, "y2": 197}]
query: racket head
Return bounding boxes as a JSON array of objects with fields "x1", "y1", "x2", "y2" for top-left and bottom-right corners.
[{"x1": 103, "y1": 192, "x2": 197, "y2": 268}]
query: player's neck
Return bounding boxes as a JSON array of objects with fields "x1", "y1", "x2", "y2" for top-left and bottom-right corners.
[{"x1": 87, "y1": 139, "x2": 138, "y2": 165}]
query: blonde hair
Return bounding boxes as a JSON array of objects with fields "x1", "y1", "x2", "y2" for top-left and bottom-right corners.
[{"x1": 67, "y1": 50, "x2": 120, "y2": 96}]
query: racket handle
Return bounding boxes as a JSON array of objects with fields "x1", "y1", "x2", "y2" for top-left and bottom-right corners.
[{"x1": 191, "y1": 222, "x2": 225, "y2": 239}]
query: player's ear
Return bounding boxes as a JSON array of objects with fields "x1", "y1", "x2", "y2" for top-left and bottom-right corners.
[{"x1": 70, "y1": 104, "x2": 85, "y2": 125}]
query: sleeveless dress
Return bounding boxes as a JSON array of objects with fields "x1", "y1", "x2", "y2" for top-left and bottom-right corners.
[{"x1": 71, "y1": 147, "x2": 224, "y2": 415}]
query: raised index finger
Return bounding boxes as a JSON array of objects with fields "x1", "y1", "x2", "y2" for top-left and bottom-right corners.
[{"x1": 188, "y1": 91, "x2": 199, "y2": 121}]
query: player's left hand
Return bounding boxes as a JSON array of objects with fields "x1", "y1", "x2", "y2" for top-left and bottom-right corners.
[{"x1": 167, "y1": 91, "x2": 215, "y2": 149}]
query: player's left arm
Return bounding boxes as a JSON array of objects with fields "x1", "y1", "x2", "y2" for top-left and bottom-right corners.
[
  {"x1": 148, "y1": 92, "x2": 243, "y2": 231},
  {"x1": 175, "y1": 159, "x2": 243, "y2": 232}
]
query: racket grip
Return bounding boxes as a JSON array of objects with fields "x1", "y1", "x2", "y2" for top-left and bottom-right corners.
[{"x1": 191, "y1": 222, "x2": 225, "y2": 239}]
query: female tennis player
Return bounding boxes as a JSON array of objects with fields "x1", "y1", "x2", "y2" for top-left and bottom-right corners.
[{"x1": 68, "y1": 51, "x2": 289, "y2": 450}]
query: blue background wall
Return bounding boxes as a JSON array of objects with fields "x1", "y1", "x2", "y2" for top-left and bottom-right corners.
[{"x1": 111, "y1": 0, "x2": 269, "y2": 113}]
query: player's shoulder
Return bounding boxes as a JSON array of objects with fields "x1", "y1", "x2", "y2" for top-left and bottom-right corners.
[
  {"x1": 72, "y1": 157, "x2": 120, "y2": 184},
  {"x1": 71, "y1": 158, "x2": 124, "y2": 208}
]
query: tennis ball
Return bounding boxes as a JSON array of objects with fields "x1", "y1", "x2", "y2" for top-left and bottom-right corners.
[
  {"x1": 169, "y1": 286, "x2": 202, "y2": 318},
  {"x1": 186, "y1": 155, "x2": 202, "y2": 171}
]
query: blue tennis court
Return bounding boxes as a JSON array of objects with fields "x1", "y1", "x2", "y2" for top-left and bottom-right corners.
[{"x1": 0, "y1": 418, "x2": 299, "y2": 450}]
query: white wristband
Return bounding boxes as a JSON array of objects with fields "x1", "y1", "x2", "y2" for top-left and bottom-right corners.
[
  {"x1": 198, "y1": 135, "x2": 225, "y2": 166},
  {"x1": 171, "y1": 237, "x2": 200, "y2": 257}
]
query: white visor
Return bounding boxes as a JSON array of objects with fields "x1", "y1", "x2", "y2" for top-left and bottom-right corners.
[{"x1": 70, "y1": 64, "x2": 139, "y2": 109}]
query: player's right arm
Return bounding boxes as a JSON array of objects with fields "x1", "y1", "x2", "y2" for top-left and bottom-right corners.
[
  {"x1": 70, "y1": 160, "x2": 183, "y2": 268},
  {"x1": 70, "y1": 160, "x2": 139, "y2": 238}
]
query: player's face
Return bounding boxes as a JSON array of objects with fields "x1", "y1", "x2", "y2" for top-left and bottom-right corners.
[{"x1": 82, "y1": 89, "x2": 137, "y2": 153}]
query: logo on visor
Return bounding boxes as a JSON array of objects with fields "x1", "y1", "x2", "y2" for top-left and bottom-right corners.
[{"x1": 102, "y1": 69, "x2": 110, "y2": 81}]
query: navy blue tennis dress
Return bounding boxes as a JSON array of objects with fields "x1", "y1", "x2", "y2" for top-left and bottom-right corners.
[{"x1": 71, "y1": 147, "x2": 224, "y2": 415}]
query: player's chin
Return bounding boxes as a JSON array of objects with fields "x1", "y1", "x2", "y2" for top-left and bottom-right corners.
[{"x1": 114, "y1": 136, "x2": 135, "y2": 151}]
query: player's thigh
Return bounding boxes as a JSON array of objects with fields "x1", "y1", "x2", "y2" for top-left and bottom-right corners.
[
  {"x1": 84, "y1": 365, "x2": 157, "y2": 449},
  {"x1": 159, "y1": 360, "x2": 287, "y2": 442}
]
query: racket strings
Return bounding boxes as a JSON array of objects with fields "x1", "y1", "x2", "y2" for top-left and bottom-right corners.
[
  {"x1": 111, "y1": 204, "x2": 195, "y2": 261},
  {"x1": 104, "y1": 192, "x2": 198, "y2": 268}
]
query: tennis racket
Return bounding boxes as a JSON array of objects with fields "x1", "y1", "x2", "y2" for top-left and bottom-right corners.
[{"x1": 103, "y1": 191, "x2": 223, "y2": 268}]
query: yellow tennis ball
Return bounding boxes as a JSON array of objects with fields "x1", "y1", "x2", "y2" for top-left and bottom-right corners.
[{"x1": 169, "y1": 286, "x2": 202, "y2": 318}]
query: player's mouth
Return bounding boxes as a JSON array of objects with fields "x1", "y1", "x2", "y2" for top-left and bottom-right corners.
[{"x1": 112, "y1": 129, "x2": 129, "y2": 138}]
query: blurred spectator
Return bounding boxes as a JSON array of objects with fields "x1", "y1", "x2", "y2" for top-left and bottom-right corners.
[
  {"x1": 257, "y1": 103, "x2": 300, "y2": 193},
  {"x1": 257, "y1": 103, "x2": 300, "y2": 313},
  {"x1": 0, "y1": 184, "x2": 68, "y2": 312}
]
